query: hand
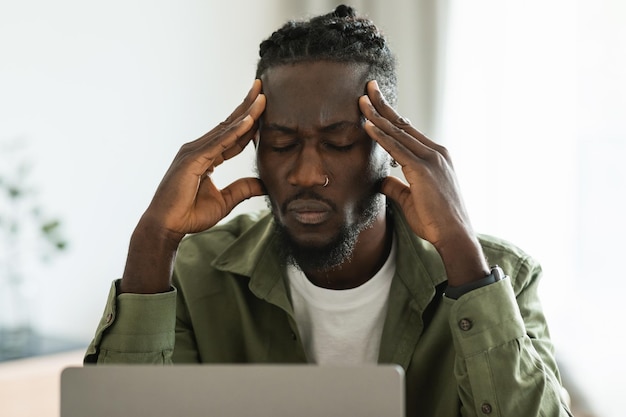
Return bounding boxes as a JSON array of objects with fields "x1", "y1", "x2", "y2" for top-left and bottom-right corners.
[
  {"x1": 121, "y1": 79, "x2": 266, "y2": 293},
  {"x1": 359, "y1": 80, "x2": 488, "y2": 286},
  {"x1": 141, "y1": 79, "x2": 267, "y2": 243}
]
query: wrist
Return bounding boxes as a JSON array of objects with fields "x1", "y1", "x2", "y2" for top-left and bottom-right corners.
[
  {"x1": 120, "y1": 220, "x2": 181, "y2": 294},
  {"x1": 134, "y1": 213, "x2": 186, "y2": 250},
  {"x1": 444, "y1": 265, "x2": 506, "y2": 299},
  {"x1": 436, "y1": 233, "x2": 489, "y2": 287}
]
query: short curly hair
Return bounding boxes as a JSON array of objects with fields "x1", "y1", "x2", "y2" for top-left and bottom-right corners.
[{"x1": 256, "y1": 4, "x2": 398, "y2": 106}]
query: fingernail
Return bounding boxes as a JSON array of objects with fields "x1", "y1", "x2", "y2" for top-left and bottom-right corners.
[{"x1": 397, "y1": 116, "x2": 411, "y2": 125}]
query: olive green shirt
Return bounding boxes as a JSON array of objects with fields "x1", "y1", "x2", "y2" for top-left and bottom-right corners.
[{"x1": 85, "y1": 208, "x2": 572, "y2": 417}]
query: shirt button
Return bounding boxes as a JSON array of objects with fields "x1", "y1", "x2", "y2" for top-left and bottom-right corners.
[
  {"x1": 481, "y1": 403, "x2": 493, "y2": 414},
  {"x1": 458, "y1": 318, "x2": 473, "y2": 331}
]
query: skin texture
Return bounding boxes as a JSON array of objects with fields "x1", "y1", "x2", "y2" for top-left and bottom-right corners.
[
  {"x1": 358, "y1": 80, "x2": 489, "y2": 286},
  {"x1": 257, "y1": 62, "x2": 391, "y2": 289},
  {"x1": 120, "y1": 61, "x2": 488, "y2": 294},
  {"x1": 120, "y1": 80, "x2": 266, "y2": 294}
]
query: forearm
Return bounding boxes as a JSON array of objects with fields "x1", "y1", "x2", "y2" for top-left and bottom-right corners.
[
  {"x1": 120, "y1": 217, "x2": 183, "y2": 294},
  {"x1": 436, "y1": 230, "x2": 490, "y2": 287}
]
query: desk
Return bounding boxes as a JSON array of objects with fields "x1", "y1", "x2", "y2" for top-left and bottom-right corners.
[{"x1": 0, "y1": 349, "x2": 84, "y2": 417}]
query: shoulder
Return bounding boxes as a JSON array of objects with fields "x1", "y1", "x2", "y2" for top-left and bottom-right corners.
[
  {"x1": 178, "y1": 211, "x2": 270, "y2": 257},
  {"x1": 172, "y1": 210, "x2": 272, "y2": 294},
  {"x1": 175, "y1": 211, "x2": 272, "y2": 276}
]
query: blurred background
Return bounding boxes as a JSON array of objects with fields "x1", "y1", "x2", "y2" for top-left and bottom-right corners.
[{"x1": 1, "y1": 0, "x2": 623, "y2": 416}]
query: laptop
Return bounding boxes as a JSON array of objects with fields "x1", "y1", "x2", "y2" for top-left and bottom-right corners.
[{"x1": 60, "y1": 364, "x2": 405, "y2": 417}]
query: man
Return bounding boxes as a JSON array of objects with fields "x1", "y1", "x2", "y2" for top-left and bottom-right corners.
[{"x1": 86, "y1": 5, "x2": 572, "y2": 416}]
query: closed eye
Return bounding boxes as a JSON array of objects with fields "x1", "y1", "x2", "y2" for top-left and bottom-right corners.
[
  {"x1": 324, "y1": 142, "x2": 355, "y2": 152},
  {"x1": 271, "y1": 143, "x2": 298, "y2": 153}
]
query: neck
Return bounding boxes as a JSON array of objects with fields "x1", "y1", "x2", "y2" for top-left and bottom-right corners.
[{"x1": 303, "y1": 208, "x2": 393, "y2": 290}]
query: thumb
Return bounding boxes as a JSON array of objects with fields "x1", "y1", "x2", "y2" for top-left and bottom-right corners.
[
  {"x1": 380, "y1": 176, "x2": 411, "y2": 207},
  {"x1": 221, "y1": 177, "x2": 266, "y2": 213}
]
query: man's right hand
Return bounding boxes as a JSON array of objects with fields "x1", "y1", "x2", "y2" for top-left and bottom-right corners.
[{"x1": 120, "y1": 80, "x2": 266, "y2": 294}]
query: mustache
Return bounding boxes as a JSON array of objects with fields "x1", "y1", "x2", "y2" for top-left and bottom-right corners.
[{"x1": 281, "y1": 190, "x2": 338, "y2": 214}]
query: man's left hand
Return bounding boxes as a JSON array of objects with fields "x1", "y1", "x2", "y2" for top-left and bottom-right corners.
[{"x1": 359, "y1": 80, "x2": 488, "y2": 286}]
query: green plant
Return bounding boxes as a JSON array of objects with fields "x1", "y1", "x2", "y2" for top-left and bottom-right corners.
[{"x1": 0, "y1": 139, "x2": 68, "y2": 359}]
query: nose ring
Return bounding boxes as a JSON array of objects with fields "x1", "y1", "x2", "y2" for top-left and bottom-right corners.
[{"x1": 323, "y1": 176, "x2": 329, "y2": 187}]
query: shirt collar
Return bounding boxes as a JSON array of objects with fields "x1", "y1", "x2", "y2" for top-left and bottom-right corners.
[
  {"x1": 211, "y1": 212, "x2": 293, "y2": 313},
  {"x1": 211, "y1": 202, "x2": 448, "y2": 307}
]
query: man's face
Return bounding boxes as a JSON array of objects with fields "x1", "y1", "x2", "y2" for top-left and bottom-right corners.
[{"x1": 256, "y1": 61, "x2": 389, "y2": 271}]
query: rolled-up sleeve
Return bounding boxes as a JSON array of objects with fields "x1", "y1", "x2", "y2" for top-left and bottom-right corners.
[{"x1": 84, "y1": 280, "x2": 177, "y2": 364}]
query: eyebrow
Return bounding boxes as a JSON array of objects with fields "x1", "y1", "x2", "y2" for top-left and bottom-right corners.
[{"x1": 262, "y1": 120, "x2": 362, "y2": 134}]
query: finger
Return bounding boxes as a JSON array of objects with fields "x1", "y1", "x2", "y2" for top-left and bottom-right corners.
[
  {"x1": 181, "y1": 114, "x2": 256, "y2": 177},
  {"x1": 211, "y1": 126, "x2": 257, "y2": 170},
  {"x1": 221, "y1": 177, "x2": 266, "y2": 211},
  {"x1": 379, "y1": 176, "x2": 412, "y2": 207},
  {"x1": 362, "y1": 115, "x2": 425, "y2": 169},
  {"x1": 199, "y1": 94, "x2": 266, "y2": 165},
  {"x1": 216, "y1": 79, "x2": 263, "y2": 131},
  {"x1": 364, "y1": 80, "x2": 451, "y2": 163},
  {"x1": 196, "y1": 177, "x2": 265, "y2": 219},
  {"x1": 185, "y1": 79, "x2": 263, "y2": 151},
  {"x1": 221, "y1": 123, "x2": 258, "y2": 162},
  {"x1": 360, "y1": 94, "x2": 434, "y2": 162},
  {"x1": 365, "y1": 80, "x2": 432, "y2": 145}
]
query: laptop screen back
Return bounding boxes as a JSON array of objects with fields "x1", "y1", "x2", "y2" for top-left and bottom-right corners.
[{"x1": 61, "y1": 364, "x2": 405, "y2": 417}]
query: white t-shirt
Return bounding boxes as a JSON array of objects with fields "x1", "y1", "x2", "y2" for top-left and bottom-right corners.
[{"x1": 287, "y1": 237, "x2": 397, "y2": 365}]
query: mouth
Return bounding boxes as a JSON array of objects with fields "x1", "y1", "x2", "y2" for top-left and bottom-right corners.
[{"x1": 286, "y1": 199, "x2": 332, "y2": 225}]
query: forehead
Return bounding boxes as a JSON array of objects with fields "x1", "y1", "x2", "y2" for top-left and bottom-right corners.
[{"x1": 261, "y1": 61, "x2": 369, "y2": 128}]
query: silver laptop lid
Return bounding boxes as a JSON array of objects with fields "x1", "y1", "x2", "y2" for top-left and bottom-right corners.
[{"x1": 61, "y1": 364, "x2": 405, "y2": 417}]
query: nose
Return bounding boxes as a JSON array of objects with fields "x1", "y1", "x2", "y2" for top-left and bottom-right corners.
[{"x1": 287, "y1": 143, "x2": 327, "y2": 188}]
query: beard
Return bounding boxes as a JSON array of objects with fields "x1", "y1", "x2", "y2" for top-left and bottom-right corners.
[{"x1": 268, "y1": 188, "x2": 384, "y2": 273}]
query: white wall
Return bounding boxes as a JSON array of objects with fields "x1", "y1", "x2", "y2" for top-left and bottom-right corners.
[
  {"x1": 441, "y1": 1, "x2": 625, "y2": 416},
  {"x1": 1, "y1": 1, "x2": 624, "y2": 415},
  {"x1": 0, "y1": 0, "x2": 284, "y2": 341},
  {"x1": 0, "y1": 0, "x2": 434, "y2": 344}
]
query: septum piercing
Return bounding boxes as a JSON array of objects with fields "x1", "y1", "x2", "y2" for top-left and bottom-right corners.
[{"x1": 323, "y1": 176, "x2": 329, "y2": 187}]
